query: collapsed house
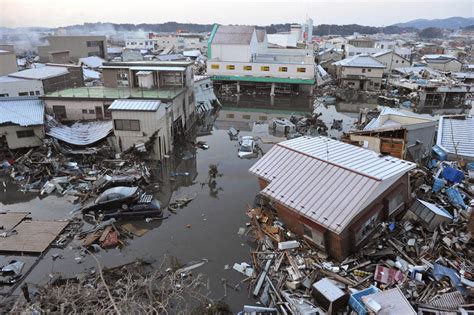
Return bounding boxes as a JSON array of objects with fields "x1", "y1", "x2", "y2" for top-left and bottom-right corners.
[
  {"x1": 109, "y1": 99, "x2": 171, "y2": 158},
  {"x1": 193, "y1": 75, "x2": 221, "y2": 135},
  {"x1": 421, "y1": 54, "x2": 463, "y2": 73},
  {"x1": 347, "y1": 107, "x2": 436, "y2": 162},
  {"x1": 436, "y1": 115, "x2": 474, "y2": 163},
  {"x1": 389, "y1": 66, "x2": 471, "y2": 114},
  {"x1": 249, "y1": 136, "x2": 416, "y2": 261},
  {"x1": 0, "y1": 97, "x2": 44, "y2": 149}
]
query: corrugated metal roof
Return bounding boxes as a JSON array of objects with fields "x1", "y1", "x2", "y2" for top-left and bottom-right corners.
[
  {"x1": 109, "y1": 99, "x2": 161, "y2": 111},
  {"x1": 428, "y1": 291, "x2": 465, "y2": 310},
  {"x1": 333, "y1": 54, "x2": 386, "y2": 68},
  {"x1": 364, "y1": 107, "x2": 434, "y2": 131},
  {"x1": 8, "y1": 66, "x2": 69, "y2": 80},
  {"x1": 128, "y1": 66, "x2": 185, "y2": 71},
  {"x1": 437, "y1": 116, "x2": 474, "y2": 159},
  {"x1": 47, "y1": 120, "x2": 113, "y2": 146},
  {"x1": 212, "y1": 25, "x2": 255, "y2": 45},
  {"x1": 249, "y1": 136, "x2": 415, "y2": 233},
  {"x1": 0, "y1": 97, "x2": 44, "y2": 126}
]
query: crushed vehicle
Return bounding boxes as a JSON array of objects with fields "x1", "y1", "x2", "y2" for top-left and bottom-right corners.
[
  {"x1": 271, "y1": 119, "x2": 296, "y2": 134},
  {"x1": 238, "y1": 136, "x2": 256, "y2": 159},
  {"x1": 82, "y1": 186, "x2": 162, "y2": 219}
]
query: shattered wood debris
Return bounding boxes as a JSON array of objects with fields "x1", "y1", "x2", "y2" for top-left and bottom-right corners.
[
  {"x1": 1, "y1": 138, "x2": 153, "y2": 206},
  {"x1": 235, "y1": 157, "x2": 474, "y2": 314},
  {"x1": 8, "y1": 258, "x2": 231, "y2": 314}
]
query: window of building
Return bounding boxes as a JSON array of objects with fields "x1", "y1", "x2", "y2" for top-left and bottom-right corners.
[
  {"x1": 226, "y1": 65, "x2": 235, "y2": 70},
  {"x1": 367, "y1": 69, "x2": 372, "y2": 72},
  {"x1": 211, "y1": 64, "x2": 220, "y2": 70},
  {"x1": 362, "y1": 68, "x2": 366, "y2": 73},
  {"x1": 242, "y1": 114, "x2": 251, "y2": 120},
  {"x1": 0, "y1": 93, "x2": 9, "y2": 97},
  {"x1": 261, "y1": 66, "x2": 270, "y2": 71},
  {"x1": 279, "y1": 67, "x2": 288, "y2": 72},
  {"x1": 395, "y1": 60, "x2": 399, "y2": 63},
  {"x1": 53, "y1": 105, "x2": 67, "y2": 119},
  {"x1": 29, "y1": 91, "x2": 35, "y2": 96},
  {"x1": 82, "y1": 109, "x2": 88, "y2": 114},
  {"x1": 117, "y1": 71, "x2": 129, "y2": 87},
  {"x1": 243, "y1": 65, "x2": 252, "y2": 71},
  {"x1": 402, "y1": 60, "x2": 405, "y2": 64},
  {"x1": 86, "y1": 40, "x2": 102, "y2": 47},
  {"x1": 35, "y1": 91, "x2": 41, "y2": 95},
  {"x1": 18, "y1": 92, "x2": 28, "y2": 96},
  {"x1": 374, "y1": 83, "x2": 380, "y2": 87},
  {"x1": 114, "y1": 119, "x2": 141, "y2": 131},
  {"x1": 225, "y1": 113, "x2": 234, "y2": 119},
  {"x1": 303, "y1": 224, "x2": 325, "y2": 248},
  {"x1": 104, "y1": 104, "x2": 112, "y2": 118},
  {"x1": 258, "y1": 115, "x2": 268, "y2": 121},
  {"x1": 297, "y1": 67, "x2": 306, "y2": 73},
  {"x1": 388, "y1": 193, "x2": 404, "y2": 215},
  {"x1": 355, "y1": 212, "x2": 379, "y2": 244},
  {"x1": 16, "y1": 130, "x2": 35, "y2": 138},
  {"x1": 88, "y1": 109, "x2": 95, "y2": 114}
]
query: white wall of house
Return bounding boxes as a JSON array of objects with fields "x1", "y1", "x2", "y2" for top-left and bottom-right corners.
[
  {"x1": 44, "y1": 98, "x2": 112, "y2": 121},
  {"x1": 211, "y1": 44, "x2": 253, "y2": 62},
  {"x1": 375, "y1": 52, "x2": 410, "y2": 73},
  {"x1": 426, "y1": 60, "x2": 462, "y2": 72},
  {"x1": 211, "y1": 30, "x2": 258, "y2": 62},
  {"x1": 207, "y1": 60, "x2": 315, "y2": 79},
  {"x1": 0, "y1": 124, "x2": 44, "y2": 149},
  {"x1": 0, "y1": 79, "x2": 44, "y2": 97},
  {"x1": 340, "y1": 66, "x2": 384, "y2": 78},
  {"x1": 111, "y1": 108, "x2": 170, "y2": 159}
]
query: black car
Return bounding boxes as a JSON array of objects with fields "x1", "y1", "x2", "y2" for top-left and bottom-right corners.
[{"x1": 82, "y1": 186, "x2": 162, "y2": 219}]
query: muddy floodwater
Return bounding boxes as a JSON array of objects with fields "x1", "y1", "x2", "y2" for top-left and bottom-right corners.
[{"x1": 1, "y1": 95, "x2": 363, "y2": 311}]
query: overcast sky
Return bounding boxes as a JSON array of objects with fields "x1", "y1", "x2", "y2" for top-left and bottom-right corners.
[{"x1": 1, "y1": 0, "x2": 472, "y2": 28}]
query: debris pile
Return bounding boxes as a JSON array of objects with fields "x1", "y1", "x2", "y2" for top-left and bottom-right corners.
[
  {"x1": 8, "y1": 259, "x2": 230, "y2": 314},
  {"x1": 1, "y1": 138, "x2": 153, "y2": 205},
  {"x1": 235, "y1": 158, "x2": 474, "y2": 314}
]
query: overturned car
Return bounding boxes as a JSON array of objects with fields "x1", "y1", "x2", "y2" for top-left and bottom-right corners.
[{"x1": 82, "y1": 186, "x2": 162, "y2": 219}]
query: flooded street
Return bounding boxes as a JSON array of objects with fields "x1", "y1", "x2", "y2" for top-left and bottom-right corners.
[
  {"x1": 1, "y1": 95, "x2": 373, "y2": 311},
  {"x1": 0, "y1": 129, "x2": 280, "y2": 311}
]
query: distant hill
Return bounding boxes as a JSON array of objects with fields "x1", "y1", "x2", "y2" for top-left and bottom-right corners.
[{"x1": 393, "y1": 17, "x2": 474, "y2": 29}]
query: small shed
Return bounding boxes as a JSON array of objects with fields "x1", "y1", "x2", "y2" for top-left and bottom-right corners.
[
  {"x1": 312, "y1": 278, "x2": 348, "y2": 313},
  {"x1": 408, "y1": 199, "x2": 453, "y2": 232},
  {"x1": 0, "y1": 97, "x2": 45, "y2": 149}
]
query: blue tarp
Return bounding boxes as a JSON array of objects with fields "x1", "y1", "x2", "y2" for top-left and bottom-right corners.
[
  {"x1": 433, "y1": 263, "x2": 466, "y2": 294},
  {"x1": 446, "y1": 187, "x2": 467, "y2": 209},
  {"x1": 442, "y1": 166, "x2": 465, "y2": 183},
  {"x1": 432, "y1": 178, "x2": 445, "y2": 193}
]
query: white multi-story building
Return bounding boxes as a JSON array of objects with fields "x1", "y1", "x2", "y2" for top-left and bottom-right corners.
[
  {"x1": 125, "y1": 38, "x2": 156, "y2": 51},
  {"x1": 207, "y1": 25, "x2": 318, "y2": 95},
  {"x1": 0, "y1": 76, "x2": 44, "y2": 97}
]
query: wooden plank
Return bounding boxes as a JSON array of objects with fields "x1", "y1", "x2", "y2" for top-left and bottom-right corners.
[
  {"x1": 0, "y1": 212, "x2": 29, "y2": 231},
  {"x1": 0, "y1": 220, "x2": 69, "y2": 253}
]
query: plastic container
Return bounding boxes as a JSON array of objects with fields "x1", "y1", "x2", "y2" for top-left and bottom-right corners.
[
  {"x1": 432, "y1": 145, "x2": 447, "y2": 161},
  {"x1": 349, "y1": 286, "x2": 380, "y2": 315}
]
